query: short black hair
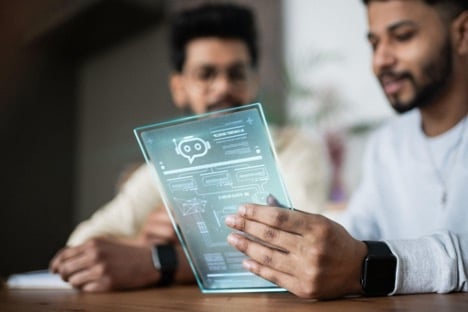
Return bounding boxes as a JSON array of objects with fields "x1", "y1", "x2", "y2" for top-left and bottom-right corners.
[
  {"x1": 362, "y1": 0, "x2": 468, "y2": 21},
  {"x1": 169, "y1": 3, "x2": 258, "y2": 72}
]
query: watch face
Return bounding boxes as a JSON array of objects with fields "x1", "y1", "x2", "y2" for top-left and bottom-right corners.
[{"x1": 361, "y1": 255, "x2": 397, "y2": 295}]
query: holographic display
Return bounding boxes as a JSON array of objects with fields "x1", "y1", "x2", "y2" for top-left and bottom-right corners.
[{"x1": 134, "y1": 103, "x2": 292, "y2": 293}]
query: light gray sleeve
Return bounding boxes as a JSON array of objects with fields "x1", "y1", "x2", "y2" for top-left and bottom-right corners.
[{"x1": 386, "y1": 230, "x2": 468, "y2": 294}]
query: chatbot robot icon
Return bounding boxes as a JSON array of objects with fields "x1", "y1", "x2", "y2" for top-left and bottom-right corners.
[{"x1": 173, "y1": 136, "x2": 211, "y2": 164}]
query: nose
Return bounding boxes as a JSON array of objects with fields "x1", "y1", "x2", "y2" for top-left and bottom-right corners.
[
  {"x1": 210, "y1": 71, "x2": 235, "y2": 95},
  {"x1": 373, "y1": 41, "x2": 396, "y2": 74}
]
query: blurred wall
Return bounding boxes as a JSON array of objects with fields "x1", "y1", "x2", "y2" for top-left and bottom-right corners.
[
  {"x1": 283, "y1": 0, "x2": 391, "y2": 124},
  {"x1": 0, "y1": 0, "x2": 76, "y2": 276},
  {"x1": 283, "y1": 0, "x2": 394, "y2": 196},
  {"x1": 75, "y1": 24, "x2": 174, "y2": 223}
]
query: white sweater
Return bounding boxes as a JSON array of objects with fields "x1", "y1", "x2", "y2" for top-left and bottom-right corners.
[{"x1": 340, "y1": 110, "x2": 468, "y2": 294}]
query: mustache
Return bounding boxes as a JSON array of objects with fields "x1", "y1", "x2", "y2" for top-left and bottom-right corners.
[
  {"x1": 378, "y1": 70, "x2": 413, "y2": 83},
  {"x1": 180, "y1": 99, "x2": 244, "y2": 115},
  {"x1": 207, "y1": 99, "x2": 243, "y2": 112}
]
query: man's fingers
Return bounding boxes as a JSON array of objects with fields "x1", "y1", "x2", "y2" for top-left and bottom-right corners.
[
  {"x1": 242, "y1": 258, "x2": 301, "y2": 292},
  {"x1": 243, "y1": 258, "x2": 315, "y2": 298},
  {"x1": 67, "y1": 263, "x2": 107, "y2": 289},
  {"x1": 227, "y1": 232, "x2": 296, "y2": 276},
  {"x1": 49, "y1": 249, "x2": 67, "y2": 273},
  {"x1": 61, "y1": 252, "x2": 97, "y2": 279},
  {"x1": 225, "y1": 215, "x2": 300, "y2": 253},
  {"x1": 81, "y1": 277, "x2": 111, "y2": 292},
  {"x1": 226, "y1": 233, "x2": 306, "y2": 296},
  {"x1": 266, "y1": 194, "x2": 287, "y2": 208},
  {"x1": 226, "y1": 204, "x2": 315, "y2": 235}
]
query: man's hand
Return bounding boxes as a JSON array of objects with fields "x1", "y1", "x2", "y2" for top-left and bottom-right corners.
[
  {"x1": 137, "y1": 207, "x2": 178, "y2": 246},
  {"x1": 225, "y1": 204, "x2": 367, "y2": 299},
  {"x1": 49, "y1": 237, "x2": 160, "y2": 292}
]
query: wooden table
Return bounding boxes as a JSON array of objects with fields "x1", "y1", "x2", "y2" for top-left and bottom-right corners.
[{"x1": 1, "y1": 285, "x2": 467, "y2": 312}]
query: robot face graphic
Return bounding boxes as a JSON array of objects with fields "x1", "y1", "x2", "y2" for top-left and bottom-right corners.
[{"x1": 174, "y1": 136, "x2": 211, "y2": 164}]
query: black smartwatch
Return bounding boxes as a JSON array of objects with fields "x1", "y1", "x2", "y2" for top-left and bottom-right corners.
[
  {"x1": 360, "y1": 241, "x2": 397, "y2": 296},
  {"x1": 151, "y1": 244, "x2": 178, "y2": 286}
]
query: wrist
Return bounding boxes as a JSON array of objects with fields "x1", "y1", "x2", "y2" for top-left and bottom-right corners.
[{"x1": 349, "y1": 240, "x2": 368, "y2": 295}]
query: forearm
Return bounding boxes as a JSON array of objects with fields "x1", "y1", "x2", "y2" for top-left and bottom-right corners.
[
  {"x1": 386, "y1": 231, "x2": 468, "y2": 294},
  {"x1": 67, "y1": 200, "x2": 140, "y2": 246},
  {"x1": 67, "y1": 165, "x2": 161, "y2": 246}
]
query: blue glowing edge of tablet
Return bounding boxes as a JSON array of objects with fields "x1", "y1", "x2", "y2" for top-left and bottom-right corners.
[{"x1": 134, "y1": 103, "x2": 292, "y2": 293}]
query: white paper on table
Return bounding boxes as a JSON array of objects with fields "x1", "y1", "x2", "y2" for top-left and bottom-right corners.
[{"x1": 7, "y1": 269, "x2": 72, "y2": 289}]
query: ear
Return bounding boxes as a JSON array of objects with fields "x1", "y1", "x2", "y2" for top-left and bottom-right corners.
[
  {"x1": 452, "y1": 11, "x2": 468, "y2": 55},
  {"x1": 169, "y1": 73, "x2": 187, "y2": 110}
]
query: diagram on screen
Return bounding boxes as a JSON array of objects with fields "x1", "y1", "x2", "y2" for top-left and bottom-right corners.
[
  {"x1": 174, "y1": 197, "x2": 208, "y2": 216},
  {"x1": 166, "y1": 160, "x2": 271, "y2": 249}
]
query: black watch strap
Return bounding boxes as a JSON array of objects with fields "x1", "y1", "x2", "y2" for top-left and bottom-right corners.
[
  {"x1": 365, "y1": 240, "x2": 393, "y2": 255},
  {"x1": 361, "y1": 241, "x2": 397, "y2": 296},
  {"x1": 151, "y1": 244, "x2": 178, "y2": 286}
]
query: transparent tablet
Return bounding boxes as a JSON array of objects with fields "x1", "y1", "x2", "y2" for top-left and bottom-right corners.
[{"x1": 134, "y1": 103, "x2": 292, "y2": 293}]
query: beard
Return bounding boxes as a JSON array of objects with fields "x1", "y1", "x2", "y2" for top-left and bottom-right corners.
[
  {"x1": 206, "y1": 98, "x2": 243, "y2": 112},
  {"x1": 379, "y1": 36, "x2": 454, "y2": 114},
  {"x1": 181, "y1": 96, "x2": 244, "y2": 115}
]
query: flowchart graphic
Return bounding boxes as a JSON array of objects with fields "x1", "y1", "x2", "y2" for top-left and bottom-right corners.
[{"x1": 175, "y1": 197, "x2": 208, "y2": 216}]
